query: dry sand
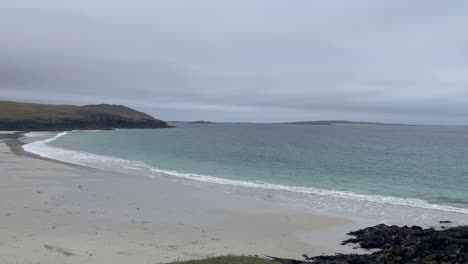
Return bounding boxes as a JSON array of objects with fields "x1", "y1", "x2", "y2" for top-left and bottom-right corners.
[{"x1": 0, "y1": 134, "x2": 370, "y2": 263}]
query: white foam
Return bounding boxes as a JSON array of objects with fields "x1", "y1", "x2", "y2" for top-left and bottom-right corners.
[
  {"x1": 23, "y1": 132, "x2": 69, "y2": 152},
  {"x1": 22, "y1": 132, "x2": 468, "y2": 216},
  {"x1": 23, "y1": 132, "x2": 50, "y2": 137}
]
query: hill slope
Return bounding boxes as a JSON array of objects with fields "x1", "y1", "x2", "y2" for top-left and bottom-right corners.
[{"x1": 0, "y1": 101, "x2": 170, "y2": 131}]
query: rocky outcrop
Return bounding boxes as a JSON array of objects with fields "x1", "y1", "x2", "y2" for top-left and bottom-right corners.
[
  {"x1": 190, "y1": 120, "x2": 214, "y2": 124},
  {"x1": 270, "y1": 224, "x2": 468, "y2": 264}
]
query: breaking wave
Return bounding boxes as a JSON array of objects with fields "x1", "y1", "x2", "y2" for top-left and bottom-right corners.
[{"x1": 23, "y1": 131, "x2": 468, "y2": 215}]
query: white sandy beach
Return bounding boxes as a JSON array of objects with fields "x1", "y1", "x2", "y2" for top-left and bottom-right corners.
[{"x1": 0, "y1": 134, "x2": 368, "y2": 263}]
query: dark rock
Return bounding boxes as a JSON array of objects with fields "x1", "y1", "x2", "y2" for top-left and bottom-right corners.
[
  {"x1": 190, "y1": 120, "x2": 214, "y2": 124},
  {"x1": 267, "y1": 256, "x2": 305, "y2": 264},
  {"x1": 269, "y1": 224, "x2": 468, "y2": 264}
]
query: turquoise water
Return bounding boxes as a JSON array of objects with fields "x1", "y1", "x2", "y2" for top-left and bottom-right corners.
[{"x1": 24, "y1": 123, "x2": 468, "y2": 224}]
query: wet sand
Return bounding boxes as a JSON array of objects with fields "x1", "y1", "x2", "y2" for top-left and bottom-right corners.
[{"x1": 0, "y1": 133, "x2": 369, "y2": 263}]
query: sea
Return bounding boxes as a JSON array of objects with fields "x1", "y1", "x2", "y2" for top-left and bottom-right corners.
[{"x1": 22, "y1": 123, "x2": 468, "y2": 226}]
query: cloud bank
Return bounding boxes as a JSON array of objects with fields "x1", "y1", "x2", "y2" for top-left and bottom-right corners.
[{"x1": 1, "y1": 0, "x2": 468, "y2": 124}]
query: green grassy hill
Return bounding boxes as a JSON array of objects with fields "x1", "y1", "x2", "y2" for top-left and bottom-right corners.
[{"x1": 0, "y1": 101, "x2": 169, "y2": 131}]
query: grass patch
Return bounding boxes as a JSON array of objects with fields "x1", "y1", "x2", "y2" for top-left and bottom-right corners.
[{"x1": 170, "y1": 256, "x2": 273, "y2": 264}]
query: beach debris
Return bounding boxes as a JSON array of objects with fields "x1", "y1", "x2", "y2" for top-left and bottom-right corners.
[
  {"x1": 439, "y1": 220, "x2": 452, "y2": 224},
  {"x1": 269, "y1": 224, "x2": 468, "y2": 264},
  {"x1": 43, "y1": 244, "x2": 75, "y2": 256}
]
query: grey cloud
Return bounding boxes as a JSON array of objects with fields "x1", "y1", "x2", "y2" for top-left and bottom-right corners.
[{"x1": 1, "y1": 0, "x2": 468, "y2": 124}]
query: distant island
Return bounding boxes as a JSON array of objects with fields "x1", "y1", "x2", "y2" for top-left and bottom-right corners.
[
  {"x1": 280, "y1": 120, "x2": 408, "y2": 126},
  {"x1": 190, "y1": 120, "x2": 214, "y2": 124},
  {"x1": 0, "y1": 101, "x2": 170, "y2": 131}
]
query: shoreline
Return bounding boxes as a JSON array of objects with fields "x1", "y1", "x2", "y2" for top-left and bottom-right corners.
[
  {"x1": 4, "y1": 131, "x2": 102, "y2": 171},
  {"x1": 16, "y1": 131, "x2": 377, "y2": 224},
  {"x1": 0, "y1": 132, "x2": 369, "y2": 263},
  {"x1": 18, "y1": 130, "x2": 468, "y2": 227}
]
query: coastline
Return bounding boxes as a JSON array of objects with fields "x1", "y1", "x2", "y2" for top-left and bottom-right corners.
[
  {"x1": 0, "y1": 132, "x2": 369, "y2": 263},
  {"x1": 18, "y1": 129, "x2": 468, "y2": 227}
]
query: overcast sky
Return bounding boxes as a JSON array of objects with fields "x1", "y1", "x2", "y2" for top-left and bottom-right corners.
[{"x1": 2, "y1": 1, "x2": 468, "y2": 124}]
